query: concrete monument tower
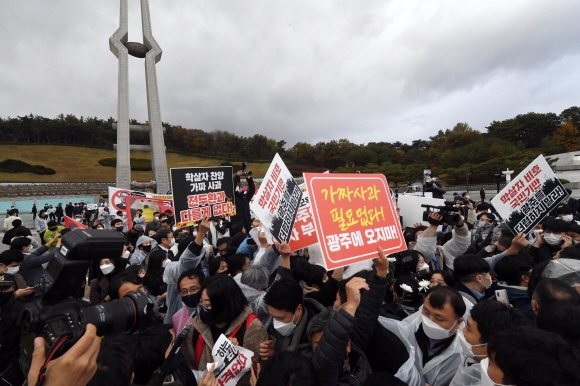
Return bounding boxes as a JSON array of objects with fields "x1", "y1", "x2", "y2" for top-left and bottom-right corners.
[{"x1": 110, "y1": 0, "x2": 169, "y2": 193}]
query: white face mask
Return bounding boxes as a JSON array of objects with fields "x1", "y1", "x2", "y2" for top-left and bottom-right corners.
[
  {"x1": 155, "y1": 216, "x2": 159, "y2": 221},
  {"x1": 561, "y1": 215, "x2": 573, "y2": 223},
  {"x1": 6, "y1": 266, "x2": 20, "y2": 275},
  {"x1": 421, "y1": 314, "x2": 458, "y2": 340},
  {"x1": 457, "y1": 329, "x2": 487, "y2": 359},
  {"x1": 543, "y1": 233, "x2": 562, "y2": 246},
  {"x1": 122, "y1": 250, "x2": 130, "y2": 259},
  {"x1": 418, "y1": 263, "x2": 430, "y2": 272},
  {"x1": 479, "y1": 274, "x2": 492, "y2": 290},
  {"x1": 162, "y1": 259, "x2": 170, "y2": 268},
  {"x1": 480, "y1": 358, "x2": 514, "y2": 386},
  {"x1": 273, "y1": 314, "x2": 297, "y2": 337},
  {"x1": 168, "y1": 238, "x2": 176, "y2": 247},
  {"x1": 465, "y1": 196, "x2": 470, "y2": 200},
  {"x1": 100, "y1": 263, "x2": 115, "y2": 275}
]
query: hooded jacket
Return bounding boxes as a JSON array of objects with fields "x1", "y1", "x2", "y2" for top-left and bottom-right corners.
[{"x1": 184, "y1": 305, "x2": 267, "y2": 385}]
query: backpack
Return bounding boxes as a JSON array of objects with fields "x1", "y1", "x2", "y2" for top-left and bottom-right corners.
[{"x1": 192, "y1": 314, "x2": 259, "y2": 369}]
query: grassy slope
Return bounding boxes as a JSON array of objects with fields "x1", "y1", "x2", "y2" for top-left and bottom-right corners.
[{"x1": 0, "y1": 145, "x2": 270, "y2": 182}]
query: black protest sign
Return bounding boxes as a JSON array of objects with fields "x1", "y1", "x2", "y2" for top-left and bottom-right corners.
[{"x1": 170, "y1": 166, "x2": 234, "y2": 228}]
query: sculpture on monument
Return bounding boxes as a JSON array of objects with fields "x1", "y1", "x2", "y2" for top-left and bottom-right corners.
[{"x1": 110, "y1": 0, "x2": 170, "y2": 194}]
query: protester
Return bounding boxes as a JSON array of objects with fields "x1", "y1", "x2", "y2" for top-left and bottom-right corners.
[
  {"x1": 183, "y1": 274, "x2": 268, "y2": 385},
  {"x1": 89, "y1": 256, "x2": 126, "y2": 305},
  {"x1": 3, "y1": 209, "x2": 21, "y2": 232}
]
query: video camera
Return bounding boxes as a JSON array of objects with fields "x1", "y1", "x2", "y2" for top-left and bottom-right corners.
[
  {"x1": 18, "y1": 230, "x2": 152, "y2": 376},
  {"x1": 421, "y1": 200, "x2": 460, "y2": 226},
  {"x1": 241, "y1": 161, "x2": 252, "y2": 177}
]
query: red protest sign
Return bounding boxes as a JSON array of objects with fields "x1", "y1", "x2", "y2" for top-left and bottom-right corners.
[
  {"x1": 288, "y1": 186, "x2": 318, "y2": 252},
  {"x1": 304, "y1": 173, "x2": 405, "y2": 270}
]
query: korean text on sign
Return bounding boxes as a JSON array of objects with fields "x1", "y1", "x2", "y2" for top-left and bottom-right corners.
[{"x1": 305, "y1": 173, "x2": 406, "y2": 270}]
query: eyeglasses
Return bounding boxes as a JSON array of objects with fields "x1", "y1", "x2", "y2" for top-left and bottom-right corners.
[{"x1": 180, "y1": 288, "x2": 200, "y2": 297}]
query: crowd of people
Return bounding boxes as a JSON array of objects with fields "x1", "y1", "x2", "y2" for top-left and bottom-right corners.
[{"x1": 1, "y1": 173, "x2": 580, "y2": 386}]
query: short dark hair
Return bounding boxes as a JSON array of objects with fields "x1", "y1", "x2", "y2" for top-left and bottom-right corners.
[
  {"x1": 86, "y1": 341, "x2": 134, "y2": 386},
  {"x1": 14, "y1": 226, "x2": 31, "y2": 237},
  {"x1": 0, "y1": 250, "x2": 23, "y2": 266},
  {"x1": 216, "y1": 237, "x2": 230, "y2": 247},
  {"x1": 256, "y1": 351, "x2": 319, "y2": 386},
  {"x1": 470, "y1": 301, "x2": 531, "y2": 344},
  {"x1": 453, "y1": 255, "x2": 490, "y2": 282},
  {"x1": 533, "y1": 278, "x2": 580, "y2": 309},
  {"x1": 536, "y1": 303, "x2": 580, "y2": 346},
  {"x1": 160, "y1": 219, "x2": 172, "y2": 225},
  {"x1": 202, "y1": 275, "x2": 247, "y2": 324},
  {"x1": 487, "y1": 326, "x2": 580, "y2": 385},
  {"x1": 497, "y1": 233, "x2": 514, "y2": 249},
  {"x1": 544, "y1": 218, "x2": 569, "y2": 233},
  {"x1": 8, "y1": 209, "x2": 17, "y2": 216},
  {"x1": 494, "y1": 254, "x2": 533, "y2": 286},
  {"x1": 306, "y1": 309, "x2": 335, "y2": 339},
  {"x1": 429, "y1": 270, "x2": 456, "y2": 287},
  {"x1": 178, "y1": 268, "x2": 205, "y2": 290},
  {"x1": 11, "y1": 219, "x2": 22, "y2": 228},
  {"x1": 557, "y1": 205, "x2": 573, "y2": 215},
  {"x1": 559, "y1": 245, "x2": 580, "y2": 259},
  {"x1": 108, "y1": 272, "x2": 142, "y2": 300},
  {"x1": 425, "y1": 285, "x2": 466, "y2": 319},
  {"x1": 303, "y1": 264, "x2": 327, "y2": 288},
  {"x1": 10, "y1": 236, "x2": 32, "y2": 251},
  {"x1": 106, "y1": 326, "x2": 172, "y2": 385},
  {"x1": 265, "y1": 278, "x2": 303, "y2": 313},
  {"x1": 227, "y1": 254, "x2": 248, "y2": 276},
  {"x1": 477, "y1": 212, "x2": 496, "y2": 221},
  {"x1": 155, "y1": 228, "x2": 171, "y2": 242},
  {"x1": 568, "y1": 222, "x2": 580, "y2": 234},
  {"x1": 46, "y1": 220, "x2": 58, "y2": 227},
  {"x1": 476, "y1": 202, "x2": 490, "y2": 211},
  {"x1": 111, "y1": 218, "x2": 123, "y2": 227}
]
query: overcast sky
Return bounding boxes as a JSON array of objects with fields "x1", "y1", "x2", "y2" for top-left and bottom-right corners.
[{"x1": 1, "y1": 1, "x2": 580, "y2": 147}]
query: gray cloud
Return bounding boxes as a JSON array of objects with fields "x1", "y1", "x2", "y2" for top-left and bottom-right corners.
[{"x1": 1, "y1": 0, "x2": 580, "y2": 147}]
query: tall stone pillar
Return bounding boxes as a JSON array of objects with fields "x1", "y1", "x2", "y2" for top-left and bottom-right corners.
[{"x1": 110, "y1": 0, "x2": 170, "y2": 193}]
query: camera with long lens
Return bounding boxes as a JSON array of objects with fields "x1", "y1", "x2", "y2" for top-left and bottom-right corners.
[
  {"x1": 241, "y1": 161, "x2": 252, "y2": 177},
  {"x1": 18, "y1": 230, "x2": 153, "y2": 377},
  {"x1": 421, "y1": 201, "x2": 460, "y2": 226}
]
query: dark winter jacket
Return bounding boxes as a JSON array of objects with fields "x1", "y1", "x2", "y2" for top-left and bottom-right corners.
[
  {"x1": 19, "y1": 245, "x2": 57, "y2": 288},
  {"x1": 312, "y1": 310, "x2": 373, "y2": 386},
  {"x1": 527, "y1": 243, "x2": 562, "y2": 265},
  {"x1": 312, "y1": 273, "x2": 390, "y2": 385},
  {"x1": 497, "y1": 285, "x2": 535, "y2": 321}
]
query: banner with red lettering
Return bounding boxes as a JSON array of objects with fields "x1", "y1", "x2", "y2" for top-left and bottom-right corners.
[
  {"x1": 491, "y1": 155, "x2": 567, "y2": 235},
  {"x1": 304, "y1": 173, "x2": 405, "y2": 270},
  {"x1": 288, "y1": 184, "x2": 318, "y2": 252},
  {"x1": 64, "y1": 216, "x2": 87, "y2": 230},
  {"x1": 123, "y1": 196, "x2": 174, "y2": 230},
  {"x1": 207, "y1": 334, "x2": 253, "y2": 386},
  {"x1": 250, "y1": 154, "x2": 302, "y2": 244},
  {"x1": 170, "y1": 166, "x2": 235, "y2": 228}
]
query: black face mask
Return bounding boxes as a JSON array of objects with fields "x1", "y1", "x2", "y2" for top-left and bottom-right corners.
[
  {"x1": 142, "y1": 245, "x2": 152, "y2": 253},
  {"x1": 181, "y1": 292, "x2": 201, "y2": 308},
  {"x1": 198, "y1": 305, "x2": 213, "y2": 325}
]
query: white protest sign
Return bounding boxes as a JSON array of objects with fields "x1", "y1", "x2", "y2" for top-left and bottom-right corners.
[
  {"x1": 250, "y1": 154, "x2": 302, "y2": 243},
  {"x1": 206, "y1": 334, "x2": 254, "y2": 386},
  {"x1": 491, "y1": 155, "x2": 567, "y2": 234},
  {"x1": 397, "y1": 194, "x2": 445, "y2": 227}
]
